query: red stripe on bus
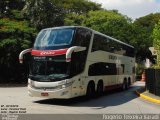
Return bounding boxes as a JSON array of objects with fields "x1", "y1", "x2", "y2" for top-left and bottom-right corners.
[{"x1": 31, "y1": 48, "x2": 68, "y2": 56}]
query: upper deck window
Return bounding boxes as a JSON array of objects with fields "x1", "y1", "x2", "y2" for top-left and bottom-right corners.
[
  {"x1": 34, "y1": 28, "x2": 75, "y2": 47},
  {"x1": 92, "y1": 34, "x2": 135, "y2": 57}
]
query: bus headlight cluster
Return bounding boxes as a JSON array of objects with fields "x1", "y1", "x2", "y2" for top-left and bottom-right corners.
[{"x1": 60, "y1": 81, "x2": 73, "y2": 89}]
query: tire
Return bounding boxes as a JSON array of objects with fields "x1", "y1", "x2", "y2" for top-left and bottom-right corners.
[
  {"x1": 96, "y1": 82, "x2": 103, "y2": 97},
  {"x1": 128, "y1": 78, "x2": 131, "y2": 86},
  {"x1": 122, "y1": 81, "x2": 128, "y2": 90},
  {"x1": 125, "y1": 82, "x2": 129, "y2": 90},
  {"x1": 86, "y1": 82, "x2": 95, "y2": 99}
]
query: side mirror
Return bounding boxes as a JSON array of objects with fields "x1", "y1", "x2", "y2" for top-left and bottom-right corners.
[
  {"x1": 66, "y1": 46, "x2": 86, "y2": 62},
  {"x1": 19, "y1": 48, "x2": 32, "y2": 64}
]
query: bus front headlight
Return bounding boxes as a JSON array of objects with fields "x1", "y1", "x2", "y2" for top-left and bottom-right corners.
[{"x1": 61, "y1": 81, "x2": 73, "y2": 89}]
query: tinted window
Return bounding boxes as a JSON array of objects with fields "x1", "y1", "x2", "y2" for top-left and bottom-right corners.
[
  {"x1": 73, "y1": 28, "x2": 92, "y2": 49},
  {"x1": 70, "y1": 51, "x2": 86, "y2": 76},
  {"x1": 88, "y1": 62, "x2": 117, "y2": 76},
  {"x1": 92, "y1": 34, "x2": 110, "y2": 52},
  {"x1": 92, "y1": 34, "x2": 135, "y2": 57}
]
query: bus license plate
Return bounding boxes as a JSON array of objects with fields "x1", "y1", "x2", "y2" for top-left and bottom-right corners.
[{"x1": 41, "y1": 92, "x2": 49, "y2": 96}]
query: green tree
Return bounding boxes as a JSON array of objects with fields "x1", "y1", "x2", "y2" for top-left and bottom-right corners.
[
  {"x1": 64, "y1": 13, "x2": 85, "y2": 26},
  {"x1": 23, "y1": 0, "x2": 64, "y2": 30},
  {"x1": 65, "y1": 10, "x2": 134, "y2": 45},
  {"x1": 133, "y1": 13, "x2": 160, "y2": 62},
  {"x1": 56, "y1": 0, "x2": 101, "y2": 14},
  {"x1": 153, "y1": 20, "x2": 160, "y2": 66},
  {"x1": 0, "y1": 0, "x2": 25, "y2": 18},
  {"x1": 23, "y1": 0, "x2": 101, "y2": 30},
  {"x1": 83, "y1": 10, "x2": 132, "y2": 42},
  {"x1": 0, "y1": 18, "x2": 36, "y2": 83}
]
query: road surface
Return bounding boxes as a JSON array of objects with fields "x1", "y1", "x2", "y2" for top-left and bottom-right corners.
[{"x1": 0, "y1": 81, "x2": 160, "y2": 120}]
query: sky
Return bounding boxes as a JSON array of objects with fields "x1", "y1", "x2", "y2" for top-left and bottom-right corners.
[{"x1": 90, "y1": 0, "x2": 160, "y2": 20}]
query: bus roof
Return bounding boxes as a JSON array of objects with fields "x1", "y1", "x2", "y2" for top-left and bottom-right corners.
[{"x1": 42, "y1": 26, "x2": 134, "y2": 49}]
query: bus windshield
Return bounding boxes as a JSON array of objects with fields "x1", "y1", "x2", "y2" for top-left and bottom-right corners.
[
  {"x1": 34, "y1": 28, "x2": 75, "y2": 47},
  {"x1": 29, "y1": 59, "x2": 70, "y2": 82}
]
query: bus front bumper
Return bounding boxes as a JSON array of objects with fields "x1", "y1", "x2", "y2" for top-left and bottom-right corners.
[{"x1": 28, "y1": 85, "x2": 72, "y2": 99}]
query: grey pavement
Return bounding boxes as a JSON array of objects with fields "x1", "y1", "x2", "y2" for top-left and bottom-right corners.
[{"x1": 0, "y1": 81, "x2": 160, "y2": 115}]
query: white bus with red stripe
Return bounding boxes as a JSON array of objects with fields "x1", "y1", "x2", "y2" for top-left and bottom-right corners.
[{"x1": 19, "y1": 26, "x2": 135, "y2": 99}]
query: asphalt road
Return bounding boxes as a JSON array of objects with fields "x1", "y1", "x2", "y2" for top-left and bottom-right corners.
[{"x1": 0, "y1": 81, "x2": 160, "y2": 120}]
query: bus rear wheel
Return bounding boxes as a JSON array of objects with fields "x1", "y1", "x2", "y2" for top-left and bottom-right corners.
[
  {"x1": 96, "y1": 81, "x2": 103, "y2": 97},
  {"x1": 86, "y1": 82, "x2": 95, "y2": 99},
  {"x1": 122, "y1": 80, "x2": 128, "y2": 90}
]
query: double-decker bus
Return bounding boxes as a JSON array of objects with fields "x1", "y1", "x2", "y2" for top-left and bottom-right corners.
[{"x1": 19, "y1": 26, "x2": 135, "y2": 99}]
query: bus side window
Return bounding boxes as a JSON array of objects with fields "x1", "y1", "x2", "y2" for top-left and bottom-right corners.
[
  {"x1": 92, "y1": 34, "x2": 110, "y2": 52},
  {"x1": 88, "y1": 62, "x2": 117, "y2": 76},
  {"x1": 73, "y1": 28, "x2": 92, "y2": 50},
  {"x1": 88, "y1": 64, "x2": 96, "y2": 76},
  {"x1": 70, "y1": 51, "x2": 86, "y2": 76},
  {"x1": 92, "y1": 34, "x2": 99, "y2": 52}
]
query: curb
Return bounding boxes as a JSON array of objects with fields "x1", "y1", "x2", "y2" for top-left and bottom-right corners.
[{"x1": 135, "y1": 90, "x2": 160, "y2": 104}]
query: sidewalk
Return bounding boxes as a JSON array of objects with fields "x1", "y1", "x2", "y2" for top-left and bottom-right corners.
[{"x1": 135, "y1": 84, "x2": 160, "y2": 104}]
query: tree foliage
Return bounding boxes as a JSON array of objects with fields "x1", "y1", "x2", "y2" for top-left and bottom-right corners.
[
  {"x1": 133, "y1": 13, "x2": 160, "y2": 61},
  {"x1": 65, "y1": 10, "x2": 135, "y2": 51},
  {"x1": 23, "y1": 0, "x2": 65, "y2": 30},
  {"x1": 153, "y1": 21, "x2": 160, "y2": 49},
  {"x1": 153, "y1": 20, "x2": 160, "y2": 66},
  {"x1": 57, "y1": 0, "x2": 102, "y2": 14},
  {"x1": 0, "y1": 0, "x2": 25, "y2": 18},
  {"x1": 64, "y1": 13, "x2": 85, "y2": 26},
  {"x1": 83, "y1": 10, "x2": 132, "y2": 42},
  {"x1": 22, "y1": 0, "x2": 101, "y2": 30},
  {"x1": 0, "y1": 18, "x2": 36, "y2": 83}
]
